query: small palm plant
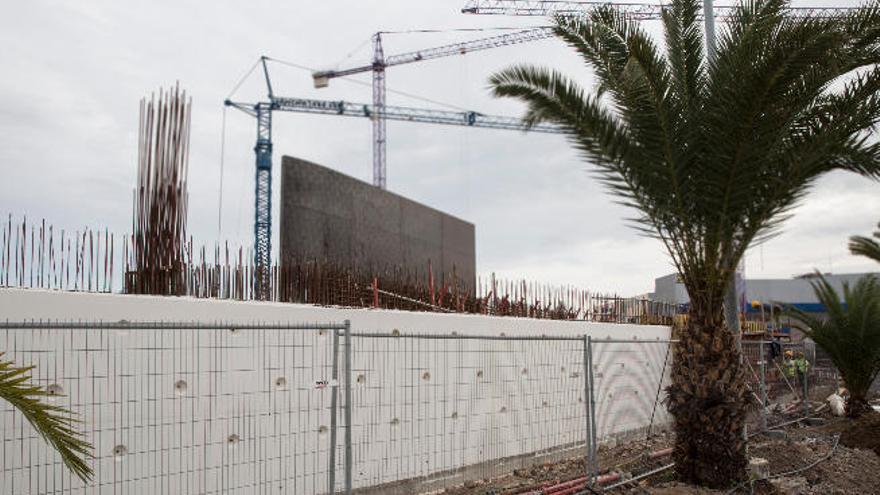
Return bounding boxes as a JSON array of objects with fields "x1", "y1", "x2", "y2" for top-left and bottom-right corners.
[
  {"x1": 0, "y1": 353, "x2": 93, "y2": 481},
  {"x1": 787, "y1": 275, "x2": 880, "y2": 416},
  {"x1": 850, "y1": 221, "x2": 880, "y2": 263}
]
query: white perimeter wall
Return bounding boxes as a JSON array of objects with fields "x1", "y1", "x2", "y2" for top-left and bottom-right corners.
[{"x1": 0, "y1": 289, "x2": 672, "y2": 494}]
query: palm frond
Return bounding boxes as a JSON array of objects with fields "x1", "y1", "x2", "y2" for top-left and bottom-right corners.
[
  {"x1": 0, "y1": 353, "x2": 93, "y2": 481},
  {"x1": 489, "y1": 0, "x2": 880, "y2": 319},
  {"x1": 850, "y1": 221, "x2": 880, "y2": 263},
  {"x1": 786, "y1": 274, "x2": 880, "y2": 408}
]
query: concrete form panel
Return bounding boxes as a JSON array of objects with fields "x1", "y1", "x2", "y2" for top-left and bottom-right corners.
[{"x1": 280, "y1": 156, "x2": 476, "y2": 289}]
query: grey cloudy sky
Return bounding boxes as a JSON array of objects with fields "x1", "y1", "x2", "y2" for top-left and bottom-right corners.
[{"x1": 1, "y1": 0, "x2": 878, "y2": 296}]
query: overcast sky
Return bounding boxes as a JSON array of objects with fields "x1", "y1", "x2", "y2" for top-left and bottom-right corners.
[{"x1": 1, "y1": 0, "x2": 878, "y2": 296}]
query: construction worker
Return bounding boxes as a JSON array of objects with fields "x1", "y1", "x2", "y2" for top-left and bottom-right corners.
[{"x1": 785, "y1": 350, "x2": 810, "y2": 392}]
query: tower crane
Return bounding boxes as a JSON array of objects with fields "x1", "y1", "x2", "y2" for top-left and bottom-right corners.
[
  {"x1": 460, "y1": 0, "x2": 857, "y2": 18},
  {"x1": 225, "y1": 57, "x2": 564, "y2": 299},
  {"x1": 311, "y1": 27, "x2": 555, "y2": 189}
]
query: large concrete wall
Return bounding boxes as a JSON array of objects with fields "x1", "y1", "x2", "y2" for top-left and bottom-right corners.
[
  {"x1": 0, "y1": 289, "x2": 671, "y2": 494},
  {"x1": 280, "y1": 156, "x2": 476, "y2": 290}
]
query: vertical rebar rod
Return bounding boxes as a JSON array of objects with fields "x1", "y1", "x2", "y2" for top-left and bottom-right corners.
[{"x1": 329, "y1": 328, "x2": 340, "y2": 494}]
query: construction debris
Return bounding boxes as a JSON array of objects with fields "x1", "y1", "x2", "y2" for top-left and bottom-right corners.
[{"x1": 826, "y1": 393, "x2": 846, "y2": 416}]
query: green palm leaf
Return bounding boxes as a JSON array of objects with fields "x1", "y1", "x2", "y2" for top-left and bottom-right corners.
[
  {"x1": 849, "y1": 221, "x2": 880, "y2": 263},
  {"x1": 787, "y1": 274, "x2": 880, "y2": 415},
  {"x1": 0, "y1": 353, "x2": 93, "y2": 481}
]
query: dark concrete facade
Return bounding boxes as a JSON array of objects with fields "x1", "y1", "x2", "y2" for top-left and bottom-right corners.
[{"x1": 280, "y1": 156, "x2": 476, "y2": 290}]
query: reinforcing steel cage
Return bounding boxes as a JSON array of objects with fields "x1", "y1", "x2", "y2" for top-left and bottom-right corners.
[{"x1": 0, "y1": 321, "x2": 677, "y2": 495}]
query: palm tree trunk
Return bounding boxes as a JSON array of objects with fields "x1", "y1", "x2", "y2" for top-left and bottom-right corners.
[
  {"x1": 666, "y1": 312, "x2": 749, "y2": 487},
  {"x1": 846, "y1": 391, "x2": 872, "y2": 417}
]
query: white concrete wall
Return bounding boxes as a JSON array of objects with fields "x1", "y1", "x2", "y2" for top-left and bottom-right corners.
[{"x1": 0, "y1": 289, "x2": 672, "y2": 494}]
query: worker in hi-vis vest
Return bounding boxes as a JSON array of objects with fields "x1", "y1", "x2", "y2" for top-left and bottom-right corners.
[{"x1": 785, "y1": 350, "x2": 810, "y2": 392}]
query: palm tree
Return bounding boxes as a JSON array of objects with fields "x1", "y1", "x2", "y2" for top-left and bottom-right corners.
[
  {"x1": 787, "y1": 275, "x2": 880, "y2": 417},
  {"x1": 489, "y1": 0, "x2": 880, "y2": 487},
  {"x1": 0, "y1": 354, "x2": 92, "y2": 481},
  {"x1": 850, "y1": 221, "x2": 880, "y2": 263}
]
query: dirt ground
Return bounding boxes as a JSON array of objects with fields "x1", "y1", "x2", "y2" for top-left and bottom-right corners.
[{"x1": 440, "y1": 405, "x2": 880, "y2": 495}]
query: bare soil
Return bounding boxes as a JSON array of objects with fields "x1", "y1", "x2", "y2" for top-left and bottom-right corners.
[
  {"x1": 837, "y1": 411, "x2": 880, "y2": 457},
  {"x1": 441, "y1": 412, "x2": 880, "y2": 495}
]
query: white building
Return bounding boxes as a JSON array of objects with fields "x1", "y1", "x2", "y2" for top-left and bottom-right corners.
[{"x1": 651, "y1": 271, "x2": 877, "y2": 313}]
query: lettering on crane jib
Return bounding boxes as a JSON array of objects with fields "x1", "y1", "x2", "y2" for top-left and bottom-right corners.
[{"x1": 281, "y1": 98, "x2": 346, "y2": 113}]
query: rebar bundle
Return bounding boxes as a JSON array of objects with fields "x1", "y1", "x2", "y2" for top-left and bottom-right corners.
[{"x1": 126, "y1": 85, "x2": 191, "y2": 295}]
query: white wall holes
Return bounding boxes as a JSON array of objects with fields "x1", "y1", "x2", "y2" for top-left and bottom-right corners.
[
  {"x1": 542, "y1": 401, "x2": 549, "y2": 408},
  {"x1": 45, "y1": 383, "x2": 64, "y2": 401},
  {"x1": 356, "y1": 374, "x2": 366, "y2": 385},
  {"x1": 421, "y1": 371, "x2": 431, "y2": 381},
  {"x1": 499, "y1": 406, "x2": 508, "y2": 413},
  {"x1": 520, "y1": 368, "x2": 528, "y2": 376},
  {"x1": 318, "y1": 425, "x2": 328, "y2": 435},
  {"x1": 315, "y1": 379, "x2": 337, "y2": 389},
  {"x1": 274, "y1": 377, "x2": 287, "y2": 390},
  {"x1": 560, "y1": 366, "x2": 566, "y2": 374},
  {"x1": 451, "y1": 411, "x2": 458, "y2": 419},
  {"x1": 229, "y1": 327, "x2": 240, "y2": 336},
  {"x1": 317, "y1": 329, "x2": 327, "y2": 338},
  {"x1": 476, "y1": 370, "x2": 484, "y2": 379},
  {"x1": 227, "y1": 433, "x2": 241, "y2": 448},
  {"x1": 174, "y1": 380, "x2": 187, "y2": 396},
  {"x1": 390, "y1": 417, "x2": 400, "y2": 426},
  {"x1": 391, "y1": 329, "x2": 400, "y2": 337},
  {"x1": 112, "y1": 444, "x2": 128, "y2": 462}
]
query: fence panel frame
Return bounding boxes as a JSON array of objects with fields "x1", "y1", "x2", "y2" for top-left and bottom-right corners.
[{"x1": 0, "y1": 319, "x2": 349, "y2": 495}]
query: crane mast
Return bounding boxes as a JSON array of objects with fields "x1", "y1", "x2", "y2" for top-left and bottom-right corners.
[
  {"x1": 312, "y1": 27, "x2": 556, "y2": 189},
  {"x1": 372, "y1": 34, "x2": 387, "y2": 189}
]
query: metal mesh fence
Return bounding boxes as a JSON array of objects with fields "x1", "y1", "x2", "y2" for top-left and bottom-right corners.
[
  {"x1": 741, "y1": 340, "x2": 839, "y2": 434},
  {"x1": 0, "y1": 320, "x2": 680, "y2": 495},
  {"x1": 0, "y1": 321, "x2": 346, "y2": 495},
  {"x1": 343, "y1": 332, "x2": 590, "y2": 493},
  {"x1": 589, "y1": 339, "x2": 675, "y2": 491}
]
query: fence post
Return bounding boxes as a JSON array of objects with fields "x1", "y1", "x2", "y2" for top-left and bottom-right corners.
[
  {"x1": 583, "y1": 335, "x2": 593, "y2": 484},
  {"x1": 759, "y1": 340, "x2": 767, "y2": 432},
  {"x1": 586, "y1": 335, "x2": 598, "y2": 487},
  {"x1": 344, "y1": 320, "x2": 353, "y2": 495},
  {"x1": 329, "y1": 327, "x2": 340, "y2": 494},
  {"x1": 803, "y1": 359, "x2": 809, "y2": 419}
]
